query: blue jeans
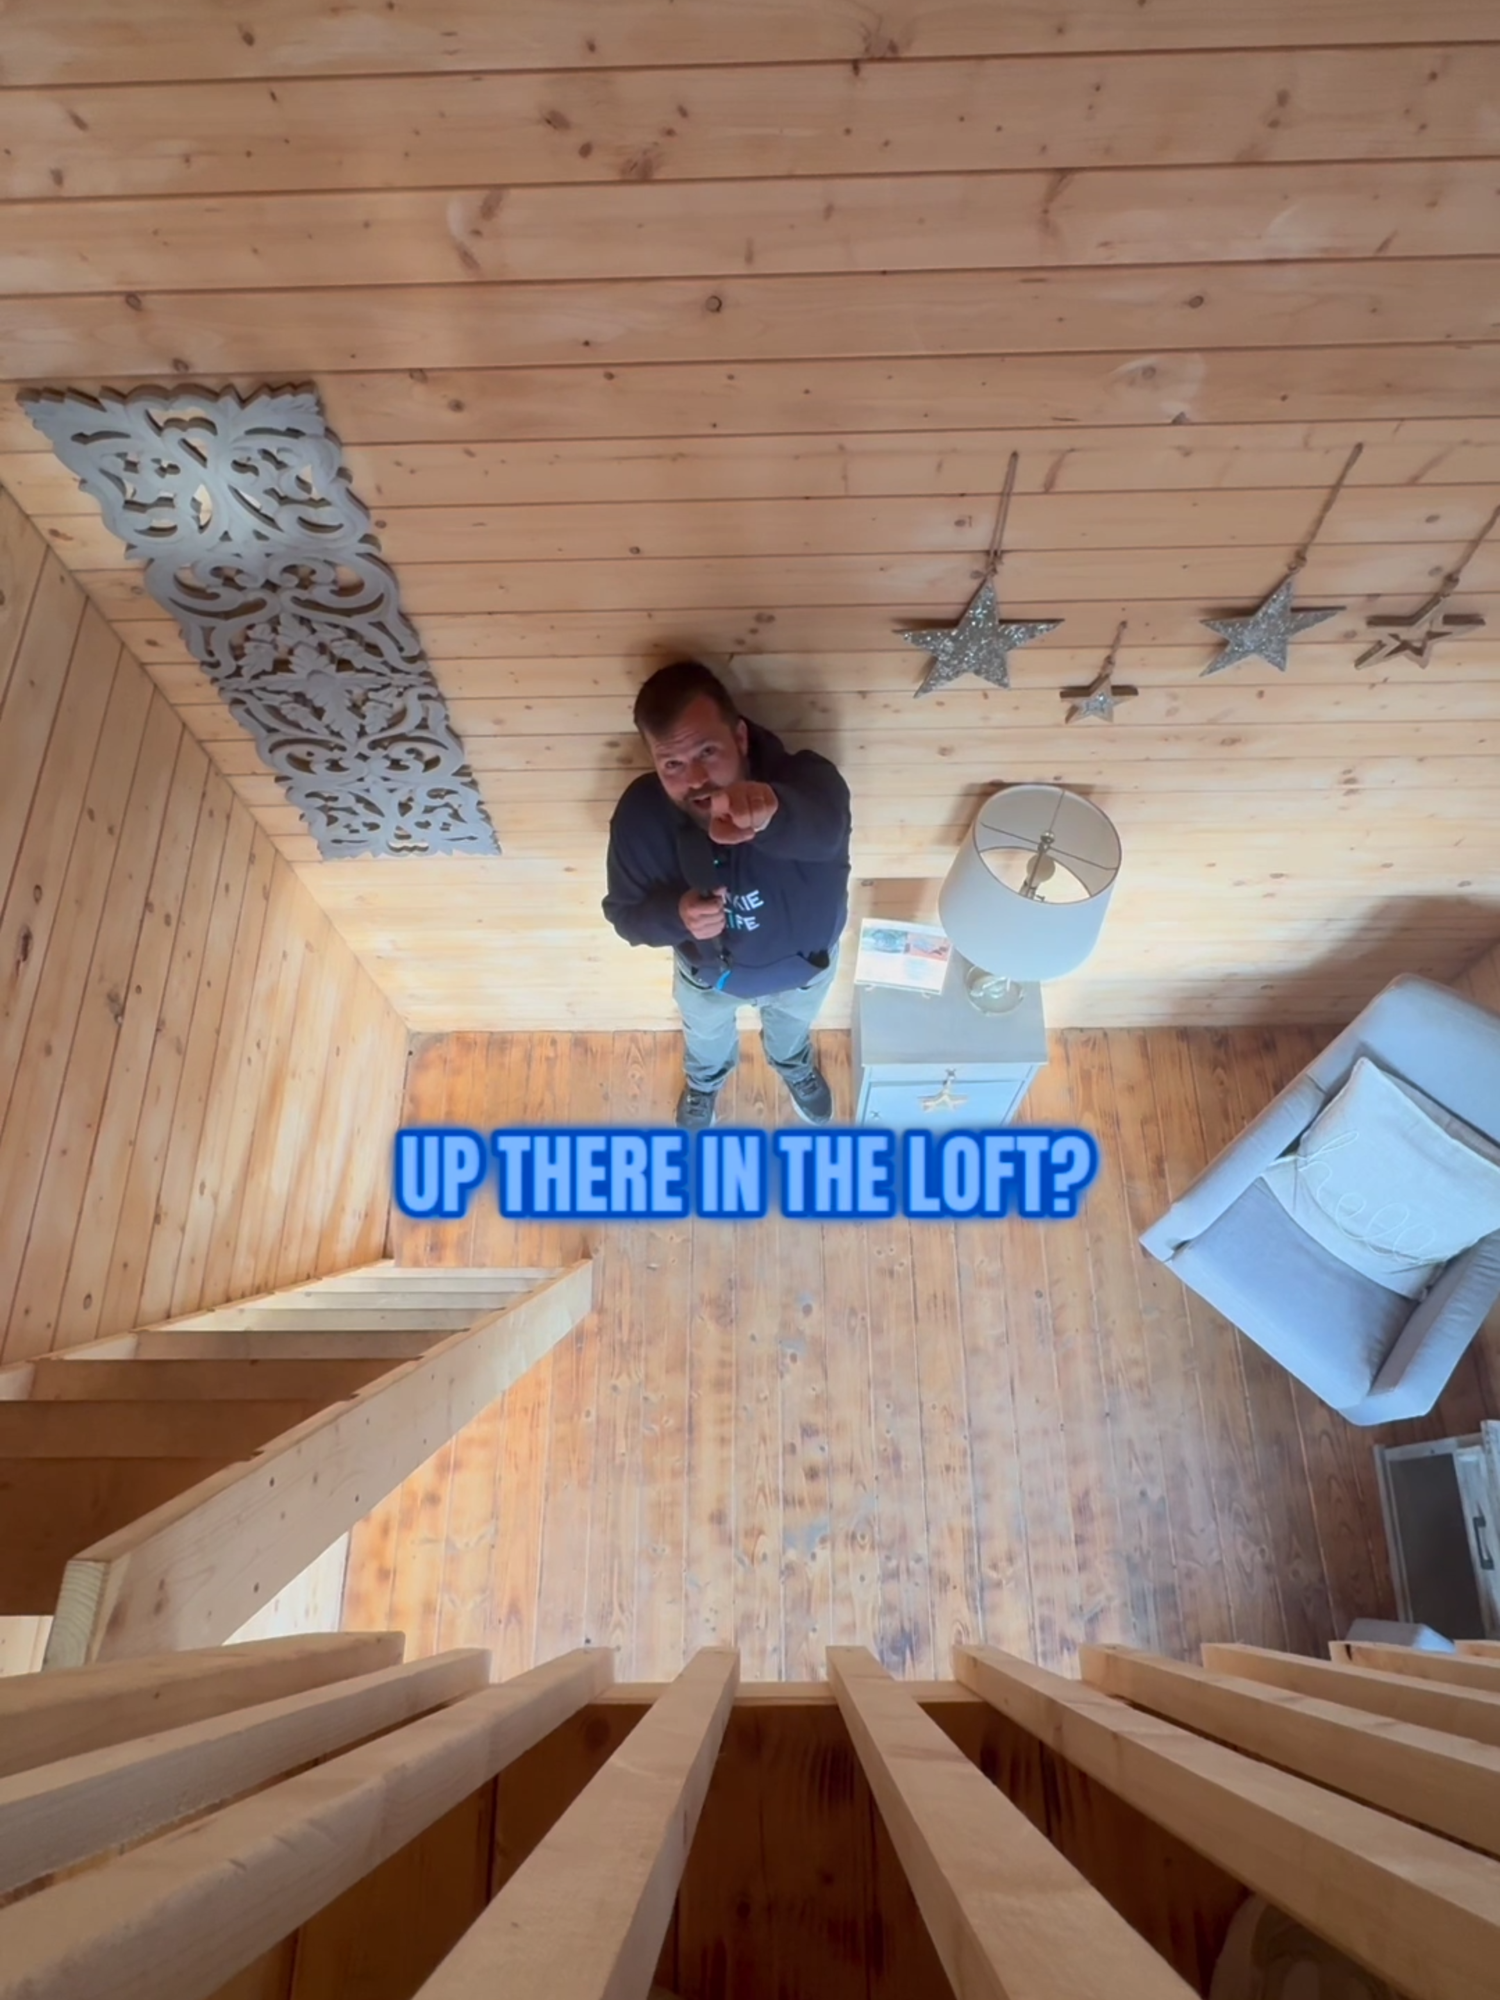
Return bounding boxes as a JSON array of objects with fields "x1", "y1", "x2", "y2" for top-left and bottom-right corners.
[{"x1": 673, "y1": 947, "x2": 838, "y2": 1093}]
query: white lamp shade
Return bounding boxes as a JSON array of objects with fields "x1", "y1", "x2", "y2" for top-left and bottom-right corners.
[{"x1": 938, "y1": 785, "x2": 1122, "y2": 982}]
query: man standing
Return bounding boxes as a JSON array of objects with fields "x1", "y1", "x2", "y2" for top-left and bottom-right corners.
[{"x1": 603, "y1": 660, "x2": 852, "y2": 1130}]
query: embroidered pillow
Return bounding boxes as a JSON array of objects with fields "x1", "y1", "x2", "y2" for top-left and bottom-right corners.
[{"x1": 1260, "y1": 1056, "x2": 1500, "y2": 1299}]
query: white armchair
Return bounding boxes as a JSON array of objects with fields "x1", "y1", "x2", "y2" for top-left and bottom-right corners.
[{"x1": 1141, "y1": 976, "x2": 1500, "y2": 1425}]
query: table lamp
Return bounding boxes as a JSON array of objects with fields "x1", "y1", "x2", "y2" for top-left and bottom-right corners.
[{"x1": 938, "y1": 784, "x2": 1122, "y2": 1014}]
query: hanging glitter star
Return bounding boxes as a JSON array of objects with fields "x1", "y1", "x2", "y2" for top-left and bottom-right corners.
[
  {"x1": 1199, "y1": 441, "x2": 1362, "y2": 678},
  {"x1": 901, "y1": 451, "x2": 1062, "y2": 697},
  {"x1": 1060, "y1": 619, "x2": 1138, "y2": 721},
  {"x1": 901, "y1": 577, "x2": 1062, "y2": 695},
  {"x1": 1200, "y1": 577, "x2": 1342, "y2": 677}
]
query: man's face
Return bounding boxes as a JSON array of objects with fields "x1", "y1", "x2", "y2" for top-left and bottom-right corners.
[{"x1": 643, "y1": 694, "x2": 750, "y2": 823}]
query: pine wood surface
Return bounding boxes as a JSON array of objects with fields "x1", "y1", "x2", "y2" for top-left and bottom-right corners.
[
  {"x1": 4, "y1": 11, "x2": 1500, "y2": 1033},
  {"x1": 0, "y1": 493, "x2": 407, "y2": 1365},
  {"x1": 344, "y1": 1025, "x2": 1500, "y2": 1681}
]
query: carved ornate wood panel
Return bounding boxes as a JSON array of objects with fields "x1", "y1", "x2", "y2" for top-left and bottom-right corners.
[{"x1": 20, "y1": 385, "x2": 498, "y2": 860}]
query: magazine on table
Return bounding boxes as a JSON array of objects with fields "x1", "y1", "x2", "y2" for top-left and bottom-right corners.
[{"x1": 852, "y1": 919, "x2": 953, "y2": 995}]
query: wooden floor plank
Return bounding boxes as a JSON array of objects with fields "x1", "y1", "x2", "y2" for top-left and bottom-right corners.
[
  {"x1": 1069, "y1": 1032, "x2": 1184, "y2": 1657},
  {"x1": 776, "y1": 1107, "x2": 833, "y2": 1682},
  {"x1": 474, "y1": 1034, "x2": 555, "y2": 1681},
  {"x1": 908, "y1": 1217, "x2": 979, "y2": 1679},
  {"x1": 1107, "y1": 1030, "x2": 1232, "y2": 1653},
  {"x1": 1174, "y1": 1029, "x2": 1289, "y2": 1650},
  {"x1": 732, "y1": 1044, "x2": 786, "y2": 1678},
  {"x1": 864, "y1": 1198, "x2": 933, "y2": 1678},
  {"x1": 530, "y1": 1033, "x2": 601, "y2": 1665},
  {"x1": 585, "y1": 1031, "x2": 648, "y2": 1663},
  {"x1": 684, "y1": 1122, "x2": 738, "y2": 1661},
  {"x1": 1030, "y1": 1044, "x2": 1136, "y2": 1654},
  {"x1": 818, "y1": 1039, "x2": 882, "y2": 1659},
  {"x1": 952, "y1": 1202, "x2": 1036, "y2": 1667},
  {"x1": 636, "y1": 1035, "x2": 691, "y2": 1679}
]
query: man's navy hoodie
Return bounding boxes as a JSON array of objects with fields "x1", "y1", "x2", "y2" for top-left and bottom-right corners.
[{"x1": 602, "y1": 719, "x2": 851, "y2": 999}]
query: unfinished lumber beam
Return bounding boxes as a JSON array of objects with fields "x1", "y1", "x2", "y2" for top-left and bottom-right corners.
[
  {"x1": 46, "y1": 1261, "x2": 594, "y2": 1665},
  {"x1": 1201, "y1": 1642, "x2": 1500, "y2": 1749},
  {"x1": 0, "y1": 1632, "x2": 403, "y2": 1780},
  {"x1": 829, "y1": 1646, "x2": 1195, "y2": 2000},
  {"x1": 0, "y1": 1648, "x2": 611, "y2": 2000},
  {"x1": 1329, "y1": 1640, "x2": 1500, "y2": 1694},
  {"x1": 958, "y1": 1644, "x2": 1500, "y2": 2000},
  {"x1": 0, "y1": 1648, "x2": 489, "y2": 1896},
  {"x1": 414, "y1": 1648, "x2": 736, "y2": 1998},
  {"x1": 1082, "y1": 1644, "x2": 1500, "y2": 1860}
]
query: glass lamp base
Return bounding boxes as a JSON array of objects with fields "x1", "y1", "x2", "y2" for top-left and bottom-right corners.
[{"x1": 963, "y1": 965, "x2": 1025, "y2": 1015}]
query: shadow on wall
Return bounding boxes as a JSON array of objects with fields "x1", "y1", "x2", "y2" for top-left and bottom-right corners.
[{"x1": 1223, "y1": 895, "x2": 1500, "y2": 1030}]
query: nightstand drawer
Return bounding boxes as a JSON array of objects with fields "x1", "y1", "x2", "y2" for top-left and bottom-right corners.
[{"x1": 860, "y1": 1074, "x2": 1038, "y2": 1129}]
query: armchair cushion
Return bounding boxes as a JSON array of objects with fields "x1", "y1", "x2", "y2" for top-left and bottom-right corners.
[
  {"x1": 1260, "y1": 1056, "x2": 1500, "y2": 1298},
  {"x1": 1170, "y1": 1179, "x2": 1410, "y2": 1410}
]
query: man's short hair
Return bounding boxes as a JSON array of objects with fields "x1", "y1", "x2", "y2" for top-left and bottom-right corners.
[{"x1": 633, "y1": 659, "x2": 739, "y2": 740}]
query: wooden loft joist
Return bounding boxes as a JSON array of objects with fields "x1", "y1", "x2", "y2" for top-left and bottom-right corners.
[
  {"x1": 2, "y1": 1635, "x2": 1499, "y2": 2000},
  {"x1": 0, "y1": 1262, "x2": 592, "y2": 1667}
]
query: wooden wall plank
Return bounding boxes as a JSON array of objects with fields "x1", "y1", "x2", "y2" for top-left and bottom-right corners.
[
  {"x1": 11, "y1": 727, "x2": 208, "y2": 1355},
  {"x1": 0, "y1": 510, "x2": 411, "y2": 1358},
  {"x1": 0, "y1": 603, "x2": 119, "y2": 1110},
  {"x1": 0, "y1": 491, "x2": 47, "y2": 722},
  {"x1": 84, "y1": 773, "x2": 230, "y2": 1343},
  {"x1": 0, "y1": 544, "x2": 89, "y2": 924}
]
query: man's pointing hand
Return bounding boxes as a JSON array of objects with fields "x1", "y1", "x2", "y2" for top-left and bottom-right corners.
[{"x1": 707, "y1": 781, "x2": 779, "y2": 845}]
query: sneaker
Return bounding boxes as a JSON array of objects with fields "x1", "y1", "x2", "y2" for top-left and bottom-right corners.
[
  {"x1": 783, "y1": 1064, "x2": 834, "y2": 1126},
  {"x1": 675, "y1": 1083, "x2": 721, "y2": 1131}
]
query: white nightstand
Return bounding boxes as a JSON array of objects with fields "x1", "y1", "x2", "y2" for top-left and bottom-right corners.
[{"x1": 851, "y1": 973, "x2": 1048, "y2": 1128}]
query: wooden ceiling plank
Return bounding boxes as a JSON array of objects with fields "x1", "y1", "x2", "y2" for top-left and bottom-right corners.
[
  {"x1": 4, "y1": 265, "x2": 1498, "y2": 380},
  {"x1": 34, "y1": 485, "x2": 1500, "y2": 573},
  {"x1": 4, "y1": 0, "x2": 1498, "y2": 88},
  {"x1": 2, "y1": 347, "x2": 1496, "y2": 452},
  {"x1": 7, "y1": 167, "x2": 1500, "y2": 298},
  {"x1": 4, "y1": 49, "x2": 1497, "y2": 202}
]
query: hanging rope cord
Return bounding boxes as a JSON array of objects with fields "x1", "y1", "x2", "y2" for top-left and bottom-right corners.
[
  {"x1": 1287, "y1": 442, "x2": 1364, "y2": 577},
  {"x1": 983, "y1": 453, "x2": 1020, "y2": 578}
]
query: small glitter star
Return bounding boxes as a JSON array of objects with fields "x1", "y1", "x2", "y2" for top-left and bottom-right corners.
[
  {"x1": 1200, "y1": 576, "x2": 1342, "y2": 677},
  {"x1": 901, "y1": 578, "x2": 1062, "y2": 696},
  {"x1": 1060, "y1": 664, "x2": 1139, "y2": 723}
]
